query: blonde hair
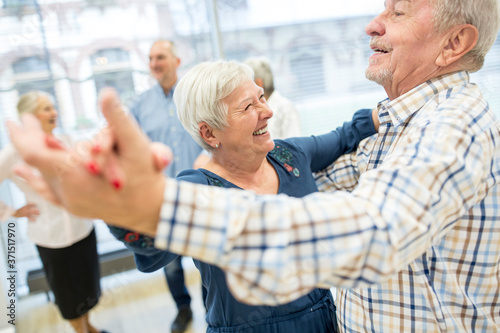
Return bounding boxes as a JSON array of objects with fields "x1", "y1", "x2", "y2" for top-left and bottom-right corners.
[{"x1": 17, "y1": 90, "x2": 54, "y2": 116}]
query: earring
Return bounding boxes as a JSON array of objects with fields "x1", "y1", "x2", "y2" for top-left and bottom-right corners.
[{"x1": 215, "y1": 143, "x2": 219, "y2": 148}]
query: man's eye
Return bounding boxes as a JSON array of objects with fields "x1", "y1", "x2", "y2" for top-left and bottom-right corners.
[
  {"x1": 259, "y1": 94, "x2": 265, "y2": 100},
  {"x1": 244, "y1": 104, "x2": 252, "y2": 111},
  {"x1": 394, "y1": 11, "x2": 404, "y2": 16}
]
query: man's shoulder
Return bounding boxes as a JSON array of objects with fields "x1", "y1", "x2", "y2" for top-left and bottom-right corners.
[
  {"x1": 129, "y1": 85, "x2": 165, "y2": 115},
  {"x1": 432, "y1": 81, "x2": 488, "y2": 115},
  {"x1": 134, "y1": 85, "x2": 160, "y2": 101}
]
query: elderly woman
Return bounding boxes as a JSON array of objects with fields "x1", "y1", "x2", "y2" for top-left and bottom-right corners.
[
  {"x1": 0, "y1": 91, "x2": 105, "y2": 333},
  {"x1": 107, "y1": 60, "x2": 378, "y2": 332}
]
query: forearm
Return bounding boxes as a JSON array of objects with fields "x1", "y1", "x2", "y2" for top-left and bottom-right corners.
[
  {"x1": 313, "y1": 108, "x2": 376, "y2": 171},
  {"x1": 107, "y1": 225, "x2": 178, "y2": 272}
]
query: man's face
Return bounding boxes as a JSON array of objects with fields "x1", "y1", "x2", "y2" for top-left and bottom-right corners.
[
  {"x1": 365, "y1": 0, "x2": 445, "y2": 99},
  {"x1": 148, "y1": 42, "x2": 180, "y2": 86}
]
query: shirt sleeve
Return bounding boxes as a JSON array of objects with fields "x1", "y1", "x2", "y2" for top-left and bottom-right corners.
[
  {"x1": 155, "y1": 111, "x2": 489, "y2": 306},
  {"x1": 314, "y1": 134, "x2": 376, "y2": 193},
  {"x1": 287, "y1": 108, "x2": 376, "y2": 172},
  {"x1": 107, "y1": 225, "x2": 179, "y2": 272}
]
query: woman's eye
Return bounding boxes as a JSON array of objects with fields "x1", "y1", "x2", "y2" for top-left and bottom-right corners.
[{"x1": 244, "y1": 103, "x2": 252, "y2": 111}]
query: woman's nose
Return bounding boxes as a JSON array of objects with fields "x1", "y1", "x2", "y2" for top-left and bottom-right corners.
[{"x1": 260, "y1": 104, "x2": 273, "y2": 120}]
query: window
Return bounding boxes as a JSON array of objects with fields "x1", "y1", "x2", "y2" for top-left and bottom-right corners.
[
  {"x1": 91, "y1": 48, "x2": 135, "y2": 104},
  {"x1": 290, "y1": 52, "x2": 326, "y2": 99},
  {"x1": 12, "y1": 57, "x2": 55, "y2": 104},
  {"x1": 3, "y1": 0, "x2": 32, "y2": 9},
  {"x1": 12, "y1": 56, "x2": 49, "y2": 73}
]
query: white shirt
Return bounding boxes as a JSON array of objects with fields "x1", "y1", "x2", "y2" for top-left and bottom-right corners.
[
  {"x1": 267, "y1": 91, "x2": 302, "y2": 139},
  {"x1": 0, "y1": 142, "x2": 93, "y2": 248}
]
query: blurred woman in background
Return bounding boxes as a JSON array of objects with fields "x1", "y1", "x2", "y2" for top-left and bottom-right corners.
[{"x1": 0, "y1": 91, "x2": 106, "y2": 333}]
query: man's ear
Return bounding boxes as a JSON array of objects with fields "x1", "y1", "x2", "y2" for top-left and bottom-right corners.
[
  {"x1": 199, "y1": 122, "x2": 217, "y2": 148},
  {"x1": 436, "y1": 24, "x2": 478, "y2": 67}
]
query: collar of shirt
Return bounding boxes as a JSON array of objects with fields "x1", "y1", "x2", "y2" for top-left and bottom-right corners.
[
  {"x1": 153, "y1": 81, "x2": 178, "y2": 99},
  {"x1": 377, "y1": 70, "x2": 470, "y2": 128}
]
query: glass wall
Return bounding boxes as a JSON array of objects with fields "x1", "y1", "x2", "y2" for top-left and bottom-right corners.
[{"x1": 0, "y1": 0, "x2": 499, "y2": 296}]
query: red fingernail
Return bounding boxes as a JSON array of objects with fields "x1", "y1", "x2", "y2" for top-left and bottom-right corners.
[
  {"x1": 112, "y1": 179, "x2": 122, "y2": 190},
  {"x1": 91, "y1": 144, "x2": 101, "y2": 153},
  {"x1": 87, "y1": 161, "x2": 99, "y2": 174}
]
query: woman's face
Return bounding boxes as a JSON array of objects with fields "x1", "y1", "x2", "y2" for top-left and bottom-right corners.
[
  {"x1": 34, "y1": 96, "x2": 58, "y2": 133},
  {"x1": 215, "y1": 79, "x2": 275, "y2": 158}
]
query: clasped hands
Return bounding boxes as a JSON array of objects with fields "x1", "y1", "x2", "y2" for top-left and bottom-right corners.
[{"x1": 6, "y1": 88, "x2": 171, "y2": 236}]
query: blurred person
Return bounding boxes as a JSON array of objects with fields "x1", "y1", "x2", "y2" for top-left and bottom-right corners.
[
  {"x1": 0, "y1": 91, "x2": 106, "y2": 333},
  {"x1": 8, "y1": 0, "x2": 500, "y2": 331},
  {"x1": 108, "y1": 59, "x2": 377, "y2": 332},
  {"x1": 128, "y1": 39, "x2": 206, "y2": 333},
  {"x1": 244, "y1": 56, "x2": 301, "y2": 139}
]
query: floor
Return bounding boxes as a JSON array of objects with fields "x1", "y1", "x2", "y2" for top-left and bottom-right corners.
[{"x1": 17, "y1": 259, "x2": 208, "y2": 333}]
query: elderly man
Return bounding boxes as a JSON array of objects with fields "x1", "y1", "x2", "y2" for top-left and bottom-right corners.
[{"x1": 8, "y1": 0, "x2": 500, "y2": 332}]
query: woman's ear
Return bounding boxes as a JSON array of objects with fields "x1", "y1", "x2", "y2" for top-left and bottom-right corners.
[
  {"x1": 436, "y1": 24, "x2": 478, "y2": 67},
  {"x1": 199, "y1": 122, "x2": 217, "y2": 148}
]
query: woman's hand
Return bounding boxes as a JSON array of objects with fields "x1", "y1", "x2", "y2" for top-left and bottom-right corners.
[
  {"x1": 7, "y1": 88, "x2": 166, "y2": 236},
  {"x1": 13, "y1": 203, "x2": 40, "y2": 222}
]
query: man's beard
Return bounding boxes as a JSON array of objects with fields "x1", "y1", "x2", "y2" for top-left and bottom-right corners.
[
  {"x1": 365, "y1": 65, "x2": 393, "y2": 86},
  {"x1": 366, "y1": 37, "x2": 393, "y2": 86}
]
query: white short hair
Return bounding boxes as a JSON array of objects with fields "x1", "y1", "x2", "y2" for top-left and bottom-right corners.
[{"x1": 174, "y1": 60, "x2": 254, "y2": 151}]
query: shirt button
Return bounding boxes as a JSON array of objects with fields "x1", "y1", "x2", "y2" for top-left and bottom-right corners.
[
  {"x1": 171, "y1": 127, "x2": 176, "y2": 132},
  {"x1": 173, "y1": 141, "x2": 178, "y2": 147}
]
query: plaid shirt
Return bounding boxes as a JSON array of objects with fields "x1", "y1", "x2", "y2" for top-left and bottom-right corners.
[{"x1": 157, "y1": 71, "x2": 500, "y2": 332}]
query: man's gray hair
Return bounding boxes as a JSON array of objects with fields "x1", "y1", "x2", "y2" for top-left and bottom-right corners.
[
  {"x1": 151, "y1": 39, "x2": 178, "y2": 58},
  {"x1": 431, "y1": 0, "x2": 499, "y2": 72},
  {"x1": 174, "y1": 60, "x2": 254, "y2": 151}
]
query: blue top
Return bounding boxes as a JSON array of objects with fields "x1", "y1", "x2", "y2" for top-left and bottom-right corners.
[
  {"x1": 129, "y1": 83, "x2": 203, "y2": 177},
  {"x1": 109, "y1": 108, "x2": 376, "y2": 332}
]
